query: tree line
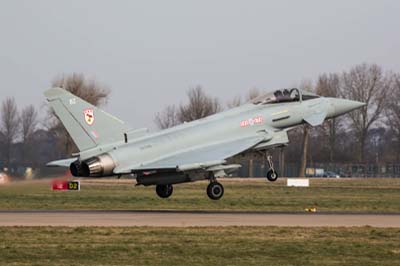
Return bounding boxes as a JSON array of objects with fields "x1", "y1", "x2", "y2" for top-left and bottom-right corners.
[
  {"x1": 0, "y1": 63, "x2": 399, "y2": 174},
  {"x1": 0, "y1": 73, "x2": 109, "y2": 169},
  {"x1": 154, "y1": 63, "x2": 400, "y2": 171}
]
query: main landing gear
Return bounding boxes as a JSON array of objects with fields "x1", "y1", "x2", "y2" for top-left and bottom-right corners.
[
  {"x1": 266, "y1": 155, "x2": 278, "y2": 182},
  {"x1": 156, "y1": 184, "x2": 173, "y2": 198},
  {"x1": 155, "y1": 182, "x2": 224, "y2": 200},
  {"x1": 207, "y1": 173, "x2": 224, "y2": 200},
  {"x1": 207, "y1": 181, "x2": 224, "y2": 200}
]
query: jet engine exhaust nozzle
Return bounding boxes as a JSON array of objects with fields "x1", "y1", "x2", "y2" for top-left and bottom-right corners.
[{"x1": 69, "y1": 154, "x2": 115, "y2": 177}]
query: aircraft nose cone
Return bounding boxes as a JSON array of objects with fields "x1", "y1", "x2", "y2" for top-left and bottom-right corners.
[{"x1": 331, "y1": 98, "x2": 365, "y2": 116}]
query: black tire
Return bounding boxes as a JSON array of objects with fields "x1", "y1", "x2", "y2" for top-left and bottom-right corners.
[
  {"x1": 207, "y1": 182, "x2": 224, "y2": 200},
  {"x1": 156, "y1": 184, "x2": 173, "y2": 198},
  {"x1": 266, "y1": 169, "x2": 278, "y2": 182}
]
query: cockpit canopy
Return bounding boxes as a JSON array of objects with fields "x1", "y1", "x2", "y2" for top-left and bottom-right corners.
[{"x1": 251, "y1": 88, "x2": 319, "y2": 105}]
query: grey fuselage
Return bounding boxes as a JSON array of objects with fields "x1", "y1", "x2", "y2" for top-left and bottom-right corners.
[{"x1": 80, "y1": 97, "x2": 337, "y2": 173}]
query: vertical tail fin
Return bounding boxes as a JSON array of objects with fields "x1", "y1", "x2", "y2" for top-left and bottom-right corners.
[{"x1": 44, "y1": 87, "x2": 131, "y2": 151}]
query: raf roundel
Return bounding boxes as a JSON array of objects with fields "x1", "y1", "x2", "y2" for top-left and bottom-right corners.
[{"x1": 84, "y1": 108, "x2": 95, "y2": 126}]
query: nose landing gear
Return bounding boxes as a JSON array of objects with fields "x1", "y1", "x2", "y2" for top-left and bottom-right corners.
[
  {"x1": 267, "y1": 168, "x2": 278, "y2": 181},
  {"x1": 266, "y1": 155, "x2": 278, "y2": 182}
]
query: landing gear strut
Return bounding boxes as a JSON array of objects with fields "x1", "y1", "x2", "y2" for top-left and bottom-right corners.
[
  {"x1": 156, "y1": 184, "x2": 173, "y2": 198},
  {"x1": 266, "y1": 155, "x2": 278, "y2": 182},
  {"x1": 206, "y1": 173, "x2": 224, "y2": 200}
]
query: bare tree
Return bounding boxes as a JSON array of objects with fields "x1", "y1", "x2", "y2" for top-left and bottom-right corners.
[
  {"x1": 298, "y1": 79, "x2": 314, "y2": 177},
  {"x1": 20, "y1": 105, "x2": 38, "y2": 165},
  {"x1": 341, "y1": 63, "x2": 390, "y2": 162},
  {"x1": 245, "y1": 88, "x2": 261, "y2": 101},
  {"x1": 386, "y1": 73, "x2": 400, "y2": 161},
  {"x1": 154, "y1": 105, "x2": 179, "y2": 129},
  {"x1": 226, "y1": 88, "x2": 263, "y2": 109},
  {"x1": 154, "y1": 86, "x2": 222, "y2": 129},
  {"x1": 21, "y1": 105, "x2": 38, "y2": 143},
  {"x1": 226, "y1": 96, "x2": 242, "y2": 109},
  {"x1": 178, "y1": 86, "x2": 222, "y2": 123},
  {"x1": 316, "y1": 73, "x2": 342, "y2": 162},
  {"x1": 0, "y1": 98, "x2": 20, "y2": 168},
  {"x1": 298, "y1": 125, "x2": 310, "y2": 177},
  {"x1": 52, "y1": 73, "x2": 109, "y2": 106},
  {"x1": 49, "y1": 73, "x2": 110, "y2": 155}
]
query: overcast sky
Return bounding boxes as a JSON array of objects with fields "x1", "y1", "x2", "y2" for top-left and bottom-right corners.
[{"x1": 1, "y1": 0, "x2": 399, "y2": 129}]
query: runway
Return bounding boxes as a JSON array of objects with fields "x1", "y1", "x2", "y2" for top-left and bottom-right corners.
[{"x1": 1, "y1": 210, "x2": 400, "y2": 227}]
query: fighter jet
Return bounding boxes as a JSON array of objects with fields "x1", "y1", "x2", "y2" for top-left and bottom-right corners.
[{"x1": 45, "y1": 87, "x2": 364, "y2": 200}]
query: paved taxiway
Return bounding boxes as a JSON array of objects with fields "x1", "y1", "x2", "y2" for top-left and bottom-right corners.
[{"x1": 1, "y1": 211, "x2": 400, "y2": 227}]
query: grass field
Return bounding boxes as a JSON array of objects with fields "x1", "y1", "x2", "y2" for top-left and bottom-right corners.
[
  {"x1": 1, "y1": 178, "x2": 400, "y2": 212},
  {"x1": 1, "y1": 179, "x2": 400, "y2": 266},
  {"x1": 1, "y1": 226, "x2": 399, "y2": 266}
]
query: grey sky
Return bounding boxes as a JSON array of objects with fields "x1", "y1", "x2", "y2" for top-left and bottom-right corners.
[{"x1": 1, "y1": 0, "x2": 399, "y2": 129}]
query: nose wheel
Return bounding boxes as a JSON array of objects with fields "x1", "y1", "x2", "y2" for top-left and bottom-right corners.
[
  {"x1": 207, "y1": 181, "x2": 224, "y2": 200},
  {"x1": 267, "y1": 169, "x2": 278, "y2": 181},
  {"x1": 156, "y1": 184, "x2": 173, "y2": 198},
  {"x1": 266, "y1": 155, "x2": 279, "y2": 182}
]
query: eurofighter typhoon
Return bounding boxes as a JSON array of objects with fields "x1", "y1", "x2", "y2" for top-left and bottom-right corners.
[{"x1": 45, "y1": 88, "x2": 364, "y2": 200}]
